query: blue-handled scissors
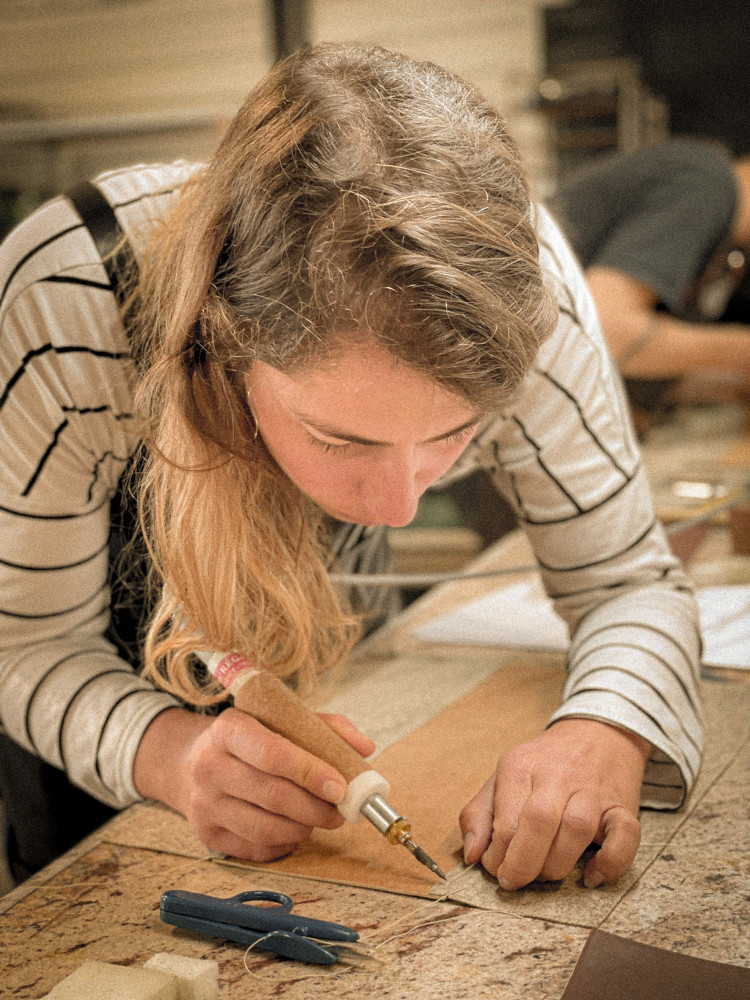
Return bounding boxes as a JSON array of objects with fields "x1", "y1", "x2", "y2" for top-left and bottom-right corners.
[{"x1": 159, "y1": 889, "x2": 359, "y2": 965}]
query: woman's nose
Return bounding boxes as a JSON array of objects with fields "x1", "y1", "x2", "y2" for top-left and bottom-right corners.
[{"x1": 368, "y1": 452, "x2": 425, "y2": 527}]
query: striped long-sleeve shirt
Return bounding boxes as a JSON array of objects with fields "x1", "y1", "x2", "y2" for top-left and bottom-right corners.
[{"x1": 0, "y1": 162, "x2": 702, "y2": 811}]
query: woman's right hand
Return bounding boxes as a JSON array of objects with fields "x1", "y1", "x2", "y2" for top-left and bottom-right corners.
[{"x1": 133, "y1": 706, "x2": 374, "y2": 860}]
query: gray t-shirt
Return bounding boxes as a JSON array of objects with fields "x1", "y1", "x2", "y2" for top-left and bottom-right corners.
[{"x1": 548, "y1": 141, "x2": 737, "y2": 314}]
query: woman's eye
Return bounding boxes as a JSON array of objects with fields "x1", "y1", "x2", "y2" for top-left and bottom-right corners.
[
  {"x1": 307, "y1": 433, "x2": 351, "y2": 454},
  {"x1": 446, "y1": 425, "x2": 477, "y2": 445}
]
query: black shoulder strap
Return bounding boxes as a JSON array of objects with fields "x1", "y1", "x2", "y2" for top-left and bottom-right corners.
[
  {"x1": 66, "y1": 179, "x2": 139, "y2": 332},
  {"x1": 66, "y1": 181, "x2": 145, "y2": 663}
]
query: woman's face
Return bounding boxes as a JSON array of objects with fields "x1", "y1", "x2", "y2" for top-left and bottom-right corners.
[{"x1": 246, "y1": 339, "x2": 481, "y2": 527}]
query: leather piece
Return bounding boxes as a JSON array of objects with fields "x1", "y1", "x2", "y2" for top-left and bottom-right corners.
[
  {"x1": 561, "y1": 929, "x2": 750, "y2": 999},
  {"x1": 228, "y1": 659, "x2": 564, "y2": 897}
]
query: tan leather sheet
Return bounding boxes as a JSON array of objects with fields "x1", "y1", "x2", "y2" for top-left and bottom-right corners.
[{"x1": 225, "y1": 659, "x2": 565, "y2": 897}]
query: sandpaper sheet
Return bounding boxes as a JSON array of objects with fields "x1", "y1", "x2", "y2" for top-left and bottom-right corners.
[
  {"x1": 561, "y1": 929, "x2": 750, "y2": 1000},
  {"x1": 223, "y1": 659, "x2": 564, "y2": 897}
]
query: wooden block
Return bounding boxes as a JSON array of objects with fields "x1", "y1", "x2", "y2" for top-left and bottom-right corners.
[
  {"x1": 43, "y1": 961, "x2": 177, "y2": 999},
  {"x1": 144, "y1": 954, "x2": 219, "y2": 1000}
]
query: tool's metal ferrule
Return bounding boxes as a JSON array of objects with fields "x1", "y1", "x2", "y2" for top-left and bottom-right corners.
[{"x1": 358, "y1": 793, "x2": 405, "y2": 836}]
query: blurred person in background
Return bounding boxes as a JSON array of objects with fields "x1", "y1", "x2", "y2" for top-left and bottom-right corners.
[{"x1": 548, "y1": 140, "x2": 750, "y2": 431}]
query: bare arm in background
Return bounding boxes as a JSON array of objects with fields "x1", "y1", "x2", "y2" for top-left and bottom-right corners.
[{"x1": 586, "y1": 266, "x2": 750, "y2": 399}]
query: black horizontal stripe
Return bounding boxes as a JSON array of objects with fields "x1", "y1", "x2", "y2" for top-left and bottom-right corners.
[
  {"x1": 511, "y1": 415, "x2": 584, "y2": 514},
  {"x1": 21, "y1": 418, "x2": 69, "y2": 496},
  {"x1": 59, "y1": 604, "x2": 109, "y2": 640},
  {"x1": 557, "y1": 301, "x2": 583, "y2": 327},
  {"x1": 536, "y1": 368, "x2": 632, "y2": 479},
  {"x1": 567, "y1": 686, "x2": 697, "y2": 782},
  {"x1": 19, "y1": 406, "x2": 134, "y2": 499},
  {"x1": 0, "y1": 343, "x2": 130, "y2": 412},
  {"x1": 0, "y1": 222, "x2": 83, "y2": 313},
  {"x1": 87, "y1": 450, "x2": 131, "y2": 503},
  {"x1": 0, "y1": 493, "x2": 109, "y2": 520},
  {"x1": 501, "y1": 456, "x2": 528, "y2": 519},
  {"x1": 64, "y1": 404, "x2": 109, "y2": 414},
  {"x1": 0, "y1": 587, "x2": 103, "y2": 620},
  {"x1": 534, "y1": 517, "x2": 657, "y2": 572},
  {"x1": 58, "y1": 669, "x2": 136, "y2": 771},
  {"x1": 23, "y1": 647, "x2": 101, "y2": 751},
  {"x1": 63, "y1": 404, "x2": 107, "y2": 415},
  {"x1": 0, "y1": 538, "x2": 109, "y2": 572},
  {"x1": 567, "y1": 657, "x2": 701, "y2": 755},
  {"x1": 62, "y1": 404, "x2": 133, "y2": 422},
  {"x1": 642, "y1": 781, "x2": 685, "y2": 791},
  {"x1": 94, "y1": 688, "x2": 155, "y2": 789},
  {"x1": 560, "y1": 276, "x2": 583, "y2": 320},
  {"x1": 512, "y1": 462, "x2": 644, "y2": 526},
  {"x1": 113, "y1": 187, "x2": 176, "y2": 209},
  {"x1": 40, "y1": 275, "x2": 111, "y2": 291},
  {"x1": 573, "y1": 621, "x2": 698, "y2": 698},
  {"x1": 555, "y1": 577, "x2": 624, "y2": 595}
]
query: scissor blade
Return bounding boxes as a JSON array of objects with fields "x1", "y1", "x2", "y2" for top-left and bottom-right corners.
[{"x1": 324, "y1": 940, "x2": 383, "y2": 968}]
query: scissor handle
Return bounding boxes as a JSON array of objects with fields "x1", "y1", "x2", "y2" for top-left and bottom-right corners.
[
  {"x1": 161, "y1": 887, "x2": 358, "y2": 945},
  {"x1": 227, "y1": 890, "x2": 294, "y2": 912}
]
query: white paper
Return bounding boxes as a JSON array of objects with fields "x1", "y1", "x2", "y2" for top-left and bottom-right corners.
[
  {"x1": 413, "y1": 580, "x2": 750, "y2": 670},
  {"x1": 696, "y1": 585, "x2": 750, "y2": 669},
  {"x1": 413, "y1": 578, "x2": 569, "y2": 652}
]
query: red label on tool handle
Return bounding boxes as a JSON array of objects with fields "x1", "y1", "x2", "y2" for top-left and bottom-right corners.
[{"x1": 213, "y1": 652, "x2": 252, "y2": 688}]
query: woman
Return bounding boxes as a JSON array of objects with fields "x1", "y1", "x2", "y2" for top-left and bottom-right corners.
[{"x1": 0, "y1": 45, "x2": 701, "y2": 890}]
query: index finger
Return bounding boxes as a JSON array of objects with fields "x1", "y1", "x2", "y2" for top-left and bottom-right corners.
[
  {"x1": 220, "y1": 709, "x2": 348, "y2": 806},
  {"x1": 318, "y1": 713, "x2": 376, "y2": 758}
]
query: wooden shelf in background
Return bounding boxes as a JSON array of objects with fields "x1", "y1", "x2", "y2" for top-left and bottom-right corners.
[{"x1": 388, "y1": 526, "x2": 483, "y2": 575}]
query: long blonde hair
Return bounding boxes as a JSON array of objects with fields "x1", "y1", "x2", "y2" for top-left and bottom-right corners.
[{"x1": 133, "y1": 43, "x2": 556, "y2": 705}]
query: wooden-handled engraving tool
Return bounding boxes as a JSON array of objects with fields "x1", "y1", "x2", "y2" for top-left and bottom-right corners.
[{"x1": 197, "y1": 650, "x2": 446, "y2": 880}]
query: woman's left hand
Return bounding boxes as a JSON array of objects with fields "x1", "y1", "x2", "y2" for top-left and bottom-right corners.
[{"x1": 459, "y1": 718, "x2": 651, "y2": 890}]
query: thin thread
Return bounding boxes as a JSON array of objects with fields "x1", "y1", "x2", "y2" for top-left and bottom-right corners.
[
  {"x1": 367, "y1": 863, "x2": 477, "y2": 950},
  {"x1": 242, "y1": 933, "x2": 351, "y2": 982},
  {"x1": 241, "y1": 862, "x2": 478, "y2": 982}
]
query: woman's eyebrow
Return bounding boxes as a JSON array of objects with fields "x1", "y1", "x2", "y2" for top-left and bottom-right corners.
[{"x1": 295, "y1": 413, "x2": 481, "y2": 446}]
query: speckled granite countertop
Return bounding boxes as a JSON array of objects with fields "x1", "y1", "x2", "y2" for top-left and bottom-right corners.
[
  {"x1": 2, "y1": 526, "x2": 749, "y2": 999},
  {"x1": 2, "y1": 672, "x2": 747, "y2": 999}
]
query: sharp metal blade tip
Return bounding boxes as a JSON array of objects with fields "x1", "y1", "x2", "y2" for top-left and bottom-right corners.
[{"x1": 412, "y1": 844, "x2": 447, "y2": 880}]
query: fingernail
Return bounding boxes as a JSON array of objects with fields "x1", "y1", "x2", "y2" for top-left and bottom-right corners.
[
  {"x1": 463, "y1": 832, "x2": 474, "y2": 863},
  {"x1": 584, "y1": 869, "x2": 605, "y2": 889},
  {"x1": 497, "y1": 877, "x2": 517, "y2": 892},
  {"x1": 322, "y1": 780, "x2": 346, "y2": 805}
]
